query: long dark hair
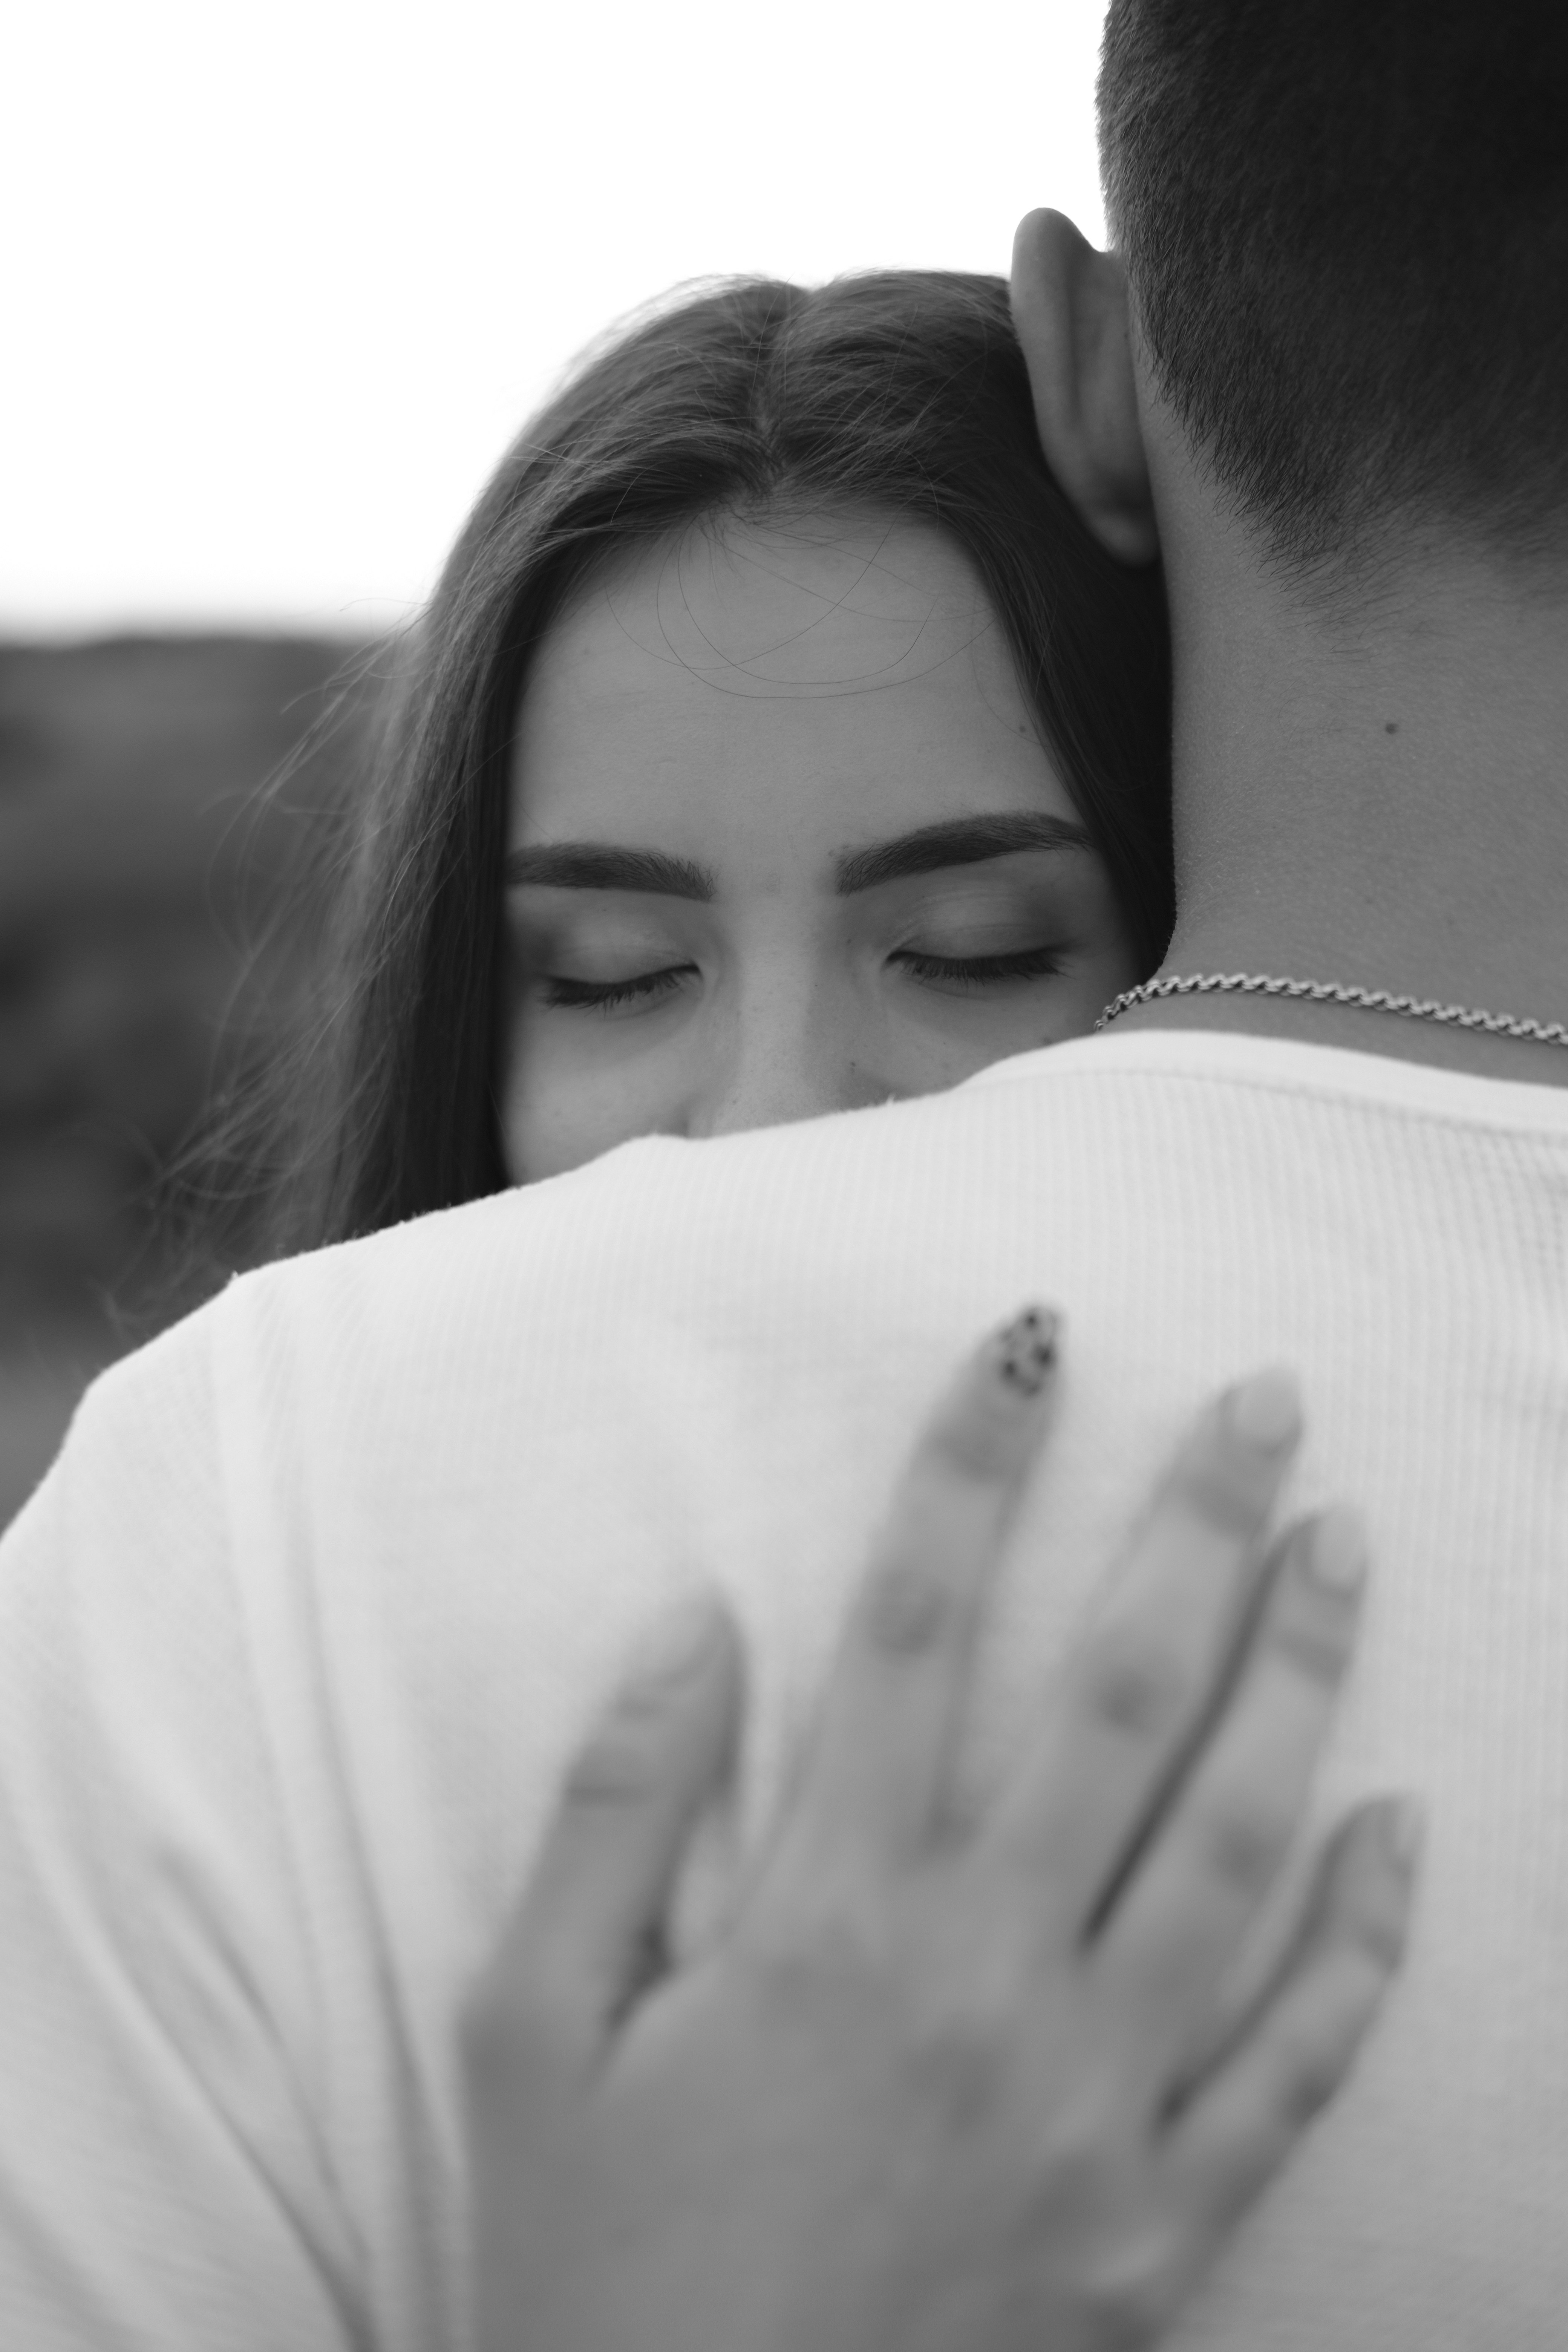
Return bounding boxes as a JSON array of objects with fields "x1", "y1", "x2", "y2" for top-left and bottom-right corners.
[{"x1": 264, "y1": 271, "x2": 1171, "y2": 1256}]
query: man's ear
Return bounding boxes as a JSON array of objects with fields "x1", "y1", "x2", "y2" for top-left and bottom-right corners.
[{"x1": 1010, "y1": 209, "x2": 1159, "y2": 566}]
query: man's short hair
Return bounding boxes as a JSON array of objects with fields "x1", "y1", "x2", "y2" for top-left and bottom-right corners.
[{"x1": 1098, "y1": 2, "x2": 1568, "y2": 581}]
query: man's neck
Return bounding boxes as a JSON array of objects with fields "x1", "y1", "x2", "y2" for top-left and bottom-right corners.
[{"x1": 1126, "y1": 523, "x2": 1568, "y2": 1087}]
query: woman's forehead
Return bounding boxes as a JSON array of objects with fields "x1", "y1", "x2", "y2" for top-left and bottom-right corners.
[
  {"x1": 508, "y1": 512, "x2": 1072, "y2": 852},
  {"x1": 529, "y1": 508, "x2": 1015, "y2": 702}
]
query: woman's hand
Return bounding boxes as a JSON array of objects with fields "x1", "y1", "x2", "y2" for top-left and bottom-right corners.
[{"x1": 462, "y1": 1312, "x2": 1418, "y2": 2352}]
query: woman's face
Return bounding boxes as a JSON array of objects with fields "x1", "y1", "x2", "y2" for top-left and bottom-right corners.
[{"x1": 502, "y1": 509, "x2": 1140, "y2": 1181}]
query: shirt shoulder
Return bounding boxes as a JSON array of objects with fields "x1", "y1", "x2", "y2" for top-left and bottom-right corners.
[{"x1": 225, "y1": 1024, "x2": 1568, "y2": 1386}]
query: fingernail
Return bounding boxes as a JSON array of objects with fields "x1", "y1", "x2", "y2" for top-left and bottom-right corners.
[
  {"x1": 628, "y1": 1592, "x2": 724, "y2": 1687},
  {"x1": 1380, "y1": 1794, "x2": 1425, "y2": 1875},
  {"x1": 1226, "y1": 1367, "x2": 1302, "y2": 1452},
  {"x1": 1305, "y1": 1505, "x2": 1367, "y2": 1596},
  {"x1": 994, "y1": 1304, "x2": 1060, "y2": 1398}
]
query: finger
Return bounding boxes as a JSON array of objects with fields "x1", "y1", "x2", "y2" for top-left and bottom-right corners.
[
  {"x1": 469, "y1": 1592, "x2": 741, "y2": 2065},
  {"x1": 985, "y1": 1367, "x2": 1303, "y2": 1935},
  {"x1": 769, "y1": 1306, "x2": 1059, "y2": 1886},
  {"x1": 1164, "y1": 1796, "x2": 1421, "y2": 2233},
  {"x1": 1096, "y1": 1508, "x2": 1366, "y2": 2056}
]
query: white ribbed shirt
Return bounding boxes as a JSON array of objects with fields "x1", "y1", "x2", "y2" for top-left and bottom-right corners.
[{"x1": 3, "y1": 1027, "x2": 1568, "y2": 2352}]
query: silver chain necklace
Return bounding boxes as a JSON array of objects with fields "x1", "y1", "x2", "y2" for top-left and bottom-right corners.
[{"x1": 1096, "y1": 972, "x2": 1568, "y2": 1049}]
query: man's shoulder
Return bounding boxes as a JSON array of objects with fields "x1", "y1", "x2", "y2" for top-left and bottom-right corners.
[
  {"x1": 214, "y1": 1021, "x2": 1568, "y2": 1372},
  {"x1": 202, "y1": 1067, "x2": 1087, "y2": 1395}
]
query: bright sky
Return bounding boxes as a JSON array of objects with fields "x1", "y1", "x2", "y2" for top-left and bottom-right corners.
[{"x1": 5, "y1": 2, "x2": 1106, "y2": 637}]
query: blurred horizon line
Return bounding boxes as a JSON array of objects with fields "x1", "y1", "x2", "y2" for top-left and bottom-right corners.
[{"x1": 0, "y1": 610, "x2": 412, "y2": 648}]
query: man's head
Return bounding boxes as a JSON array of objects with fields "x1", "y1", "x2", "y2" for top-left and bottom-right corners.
[
  {"x1": 1096, "y1": 0, "x2": 1568, "y2": 588},
  {"x1": 1012, "y1": 1, "x2": 1568, "y2": 1053}
]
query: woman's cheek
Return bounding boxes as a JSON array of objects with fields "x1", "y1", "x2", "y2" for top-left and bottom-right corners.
[{"x1": 501, "y1": 1012, "x2": 682, "y2": 1182}]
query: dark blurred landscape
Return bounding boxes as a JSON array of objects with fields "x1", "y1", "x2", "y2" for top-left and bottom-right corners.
[{"x1": 0, "y1": 635, "x2": 380, "y2": 1529}]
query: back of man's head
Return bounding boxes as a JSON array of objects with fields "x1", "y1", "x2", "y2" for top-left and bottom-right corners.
[{"x1": 1098, "y1": 2, "x2": 1568, "y2": 584}]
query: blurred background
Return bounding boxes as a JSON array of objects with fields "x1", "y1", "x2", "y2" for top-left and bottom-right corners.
[{"x1": 1, "y1": 0, "x2": 1106, "y2": 1526}]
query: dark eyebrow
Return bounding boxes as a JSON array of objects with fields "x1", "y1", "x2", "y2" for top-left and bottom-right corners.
[
  {"x1": 503, "y1": 812, "x2": 1093, "y2": 903},
  {"x1": 503, "y1": 842, "x2": 715, "y2": 900},
  {"x1": 833, "y1": 811, "x2": 1095, "y2": 895}
]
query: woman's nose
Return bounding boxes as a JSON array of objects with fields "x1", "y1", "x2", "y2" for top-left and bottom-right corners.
[
  {"x1": 686, "y1": 1003, "x2": 901, "y2": 1141},
  {"x1": 690, "y1": 1056, "x2": 848, "y2": 1140}
]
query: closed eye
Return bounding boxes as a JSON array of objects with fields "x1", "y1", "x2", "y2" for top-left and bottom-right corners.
[
  {"x1": 536, "y1": 943, "x2": 1068, "y2": 1011},
  {"x1": 892, "y1": 944, "x2": 1066, "y2": 991},
  {"x1": 541, "y1": 965, "x2": 698, "y2": 1013}
]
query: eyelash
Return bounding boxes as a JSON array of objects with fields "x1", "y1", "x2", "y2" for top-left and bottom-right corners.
[
  {"x1": 542, "y1": 968, "x2": 695, "y2": 1012},
  {"x1": 892, "y1": 944, "x2": 1066, "y2": 989},
  {"x1": 541, "y1": 943, "x2": 1066, "y2": 1013}
]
